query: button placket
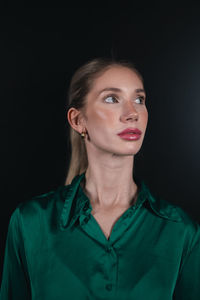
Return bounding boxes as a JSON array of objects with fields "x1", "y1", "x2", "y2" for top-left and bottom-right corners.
[
  {"x1": 103, "y1": 244, "x2": 117, "y2": 295},
  {"x1": 105, "y1": 283, "x2": 113, "y2": 291},
  {"x1": 106, "y1": 246, "x2": 112, "y2": 253}
]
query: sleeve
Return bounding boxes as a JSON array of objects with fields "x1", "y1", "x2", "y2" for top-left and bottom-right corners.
[
  {"x1": 173, "y1": 226, "x2": 200, "y2": 300},
  {"x1": 0, "y1": 207, "x2": 31, "y2": 300}
]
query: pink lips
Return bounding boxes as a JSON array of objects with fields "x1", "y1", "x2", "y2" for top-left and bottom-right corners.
[{"x1": 117, "y1": 128, "x2": 142, "y2": 141}]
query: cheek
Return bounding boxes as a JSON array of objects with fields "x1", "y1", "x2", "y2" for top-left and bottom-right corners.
[
  {"x1": 87, "y1": 108, "x2": 117, "y2": 125},
  {"x1": 95, "y1": 109, "x2": 110, "y2": 121},
  {"x1": 140, "y1": 110, "x2": 148, "y2": 127}
]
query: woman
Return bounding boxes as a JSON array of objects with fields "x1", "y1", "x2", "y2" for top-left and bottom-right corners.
[{"x1": 1, "y1": 57, "x2": 200, "y2": 299}]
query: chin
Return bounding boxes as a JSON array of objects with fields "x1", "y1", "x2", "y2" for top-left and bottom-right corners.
[
  {"x1": 112, "y1": 148, "x2": 141, "y2": 156},
  {"x1": 123, "y1": 144, "x2": 143, "y2": 154}
]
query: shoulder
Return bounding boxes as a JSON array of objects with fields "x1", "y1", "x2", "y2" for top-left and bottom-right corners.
[
  {"x1": 146, "y1": 185, "x2": 200, "y2": 249},
  {"x1": 18, "y1": 187, "x2": 63, "y2": 213},
  {"x1": 142, "y1": 181, "x2": 199, "y2": 225},
  {"x1": 10, "y1": 185, "x2": 70, "y2": 231},
  {"x1": 9, "y1": 172, "x2": 84, "y2": 232},
  {"x1": 156, "y1": 195, "x2": 199, "y2": 228},
  {"x1": 140, "y1": 180, "x2": 200, "y2": 247}
]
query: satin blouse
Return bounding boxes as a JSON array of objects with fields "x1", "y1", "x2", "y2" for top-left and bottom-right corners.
[{"x1": 1, "y1": 172, "x2": 200, "y2": 299}]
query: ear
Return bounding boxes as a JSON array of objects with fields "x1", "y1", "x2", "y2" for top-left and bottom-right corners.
[{"x1": 67, "y1": 107, "x2": 86, "y2": 134}]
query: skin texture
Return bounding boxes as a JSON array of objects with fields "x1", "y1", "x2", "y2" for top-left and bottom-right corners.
[{"x1": 68, "y1": 66, "x2": 148, "y2": 238}]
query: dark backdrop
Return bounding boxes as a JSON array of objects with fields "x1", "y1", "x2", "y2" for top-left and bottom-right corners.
[{"x1": 1, "y1": 4, "x2": 200, "y2": 279}]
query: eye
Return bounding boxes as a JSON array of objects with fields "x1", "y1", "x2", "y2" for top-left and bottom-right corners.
[
  {"x1": 104, "y1": 95, "x2": 118, "y2": 103},
  {"x1": 135, "y1": 96, "x2": 145, "y2": 104}
]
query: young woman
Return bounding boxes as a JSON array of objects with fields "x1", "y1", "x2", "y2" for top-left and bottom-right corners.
[{"x1": 1, "y1": 58, "x2": 200, "y2": 299}]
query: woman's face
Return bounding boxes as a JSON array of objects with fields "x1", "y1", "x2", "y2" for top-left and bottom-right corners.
[{"x1": 82, "y1": 65, "x2": 148, "y2": 156}]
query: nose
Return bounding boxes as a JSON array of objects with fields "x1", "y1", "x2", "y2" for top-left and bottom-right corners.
[{"x1": 120, "y1": 101, "x2": 139, "y2": 122}]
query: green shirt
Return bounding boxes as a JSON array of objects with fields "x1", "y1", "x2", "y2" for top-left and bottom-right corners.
[{"x1": 1, "y1": 172, "x2": 200, "y2": 300}]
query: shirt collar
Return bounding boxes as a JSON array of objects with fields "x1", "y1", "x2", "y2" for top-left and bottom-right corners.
[
  {"x1": 59, "y1": 172, "x2": 85, "y2": 229},
  {"x1": 59, "y1": 172, "x2": 182, "y2": 230},
  {"x1": 139, "y1": 181, "x2": 182, "y2": 222}
]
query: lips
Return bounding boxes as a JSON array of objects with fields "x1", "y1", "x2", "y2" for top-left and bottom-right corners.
[
  {"x1": 118, "y1": 128, "x2": 142, "y2": 135},
  {"x1": 117, "y1": 128, "x2": 142, "y2": 141}
]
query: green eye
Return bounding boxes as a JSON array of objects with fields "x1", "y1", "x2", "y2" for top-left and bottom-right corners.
[
  {"x1": 135, "y1": 96, "x2": 144, "y2": 104},
  {"x1": 104, "y1": 96, "x2": 118, "y2": 103}
]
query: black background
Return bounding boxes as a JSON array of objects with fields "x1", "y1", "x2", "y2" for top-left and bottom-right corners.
[{"x1": 1, "y1": 4, "x2": 200, "y2": 279}]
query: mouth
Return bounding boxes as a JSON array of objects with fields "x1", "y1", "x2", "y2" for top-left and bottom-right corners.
[
  {"x1": 117, "y1": 128, "x2": 142, "y2": 135},
  {"x1": 117, "y1": 128, "x2": 142, "y2": 141}
]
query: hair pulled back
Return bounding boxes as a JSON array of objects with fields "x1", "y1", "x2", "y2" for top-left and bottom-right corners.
[{"x1": 65, "y1": 57, "x2": 143, "y2": 185}]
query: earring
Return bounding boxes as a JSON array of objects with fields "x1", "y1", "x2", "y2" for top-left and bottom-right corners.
[{"x1": 80, "y1": 131, "x2": 86, "y2": 138}]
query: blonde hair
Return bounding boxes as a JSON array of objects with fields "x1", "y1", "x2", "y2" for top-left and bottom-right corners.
[
  {"x1": 65, "y1": 57, "x2": 143, "y2": 185},
  {"x1": 65, "y1": 128, "x2": 88, "y2": 185}
]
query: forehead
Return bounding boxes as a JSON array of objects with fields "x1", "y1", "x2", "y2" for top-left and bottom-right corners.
[{"x1": 90, "y1": 66, "x2": 144, "y2": 92}]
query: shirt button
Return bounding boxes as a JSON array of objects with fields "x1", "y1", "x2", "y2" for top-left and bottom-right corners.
[
  {"x1": 106, "y1": 246, "x2": 112, "y2": 253},
  {"x1": 83, "y1": 206, "x2": 88, "y2": 211},
  {"x1": 105, "y1": 283, "x2": 112, "y2": 291},
  {"x1": 84, "y1": 217, "x2": 89, "y2": 224},
  {"x1": 81, "y1": 216, "x2": 89, "y2": 225}
]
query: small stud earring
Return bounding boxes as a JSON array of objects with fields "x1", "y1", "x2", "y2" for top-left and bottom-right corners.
[{"x1": 80, "y1": 132, "x2": 86, "y2": 138}]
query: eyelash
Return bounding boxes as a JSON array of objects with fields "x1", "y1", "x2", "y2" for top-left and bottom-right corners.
[{"x1": 103, "y1": 94, "x2": 145, "y2": 104}]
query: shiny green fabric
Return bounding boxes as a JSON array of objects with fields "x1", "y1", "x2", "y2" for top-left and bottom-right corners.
[{"x1": 1, "y1": 172, "x2": 200, "y2": 299}]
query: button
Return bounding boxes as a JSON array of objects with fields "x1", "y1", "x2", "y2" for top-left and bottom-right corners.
[
  {"x1": 105, "y1": 283, "x2": 112, "y2": 291},
  {"x1": 128, "y1": 211, "x2": 133, "y2": 216},
  {"x1": 123, "y1": 211, "x2": 132, "y2": 219},
  {"x1": 106, "y1": 246, "x2": 112, "y2": 253},
  {"x1": 80, "y1": 216, "x2": 89, "y2": 225},
  {"x1": 83, "y1": 217, "x2": 89, "y2": 224},
  {"x1": 83, "y1": 205, "x2": 88, "y2": 211}
]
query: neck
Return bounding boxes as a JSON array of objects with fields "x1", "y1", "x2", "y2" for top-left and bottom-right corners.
[{"x1": 82, "y1": 154, "x2": 138, "y2": 209}]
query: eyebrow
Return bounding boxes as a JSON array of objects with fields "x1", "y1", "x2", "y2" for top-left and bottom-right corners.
[{"x1": 98, "y1": 87, "x2": 146, "y2": 95}]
